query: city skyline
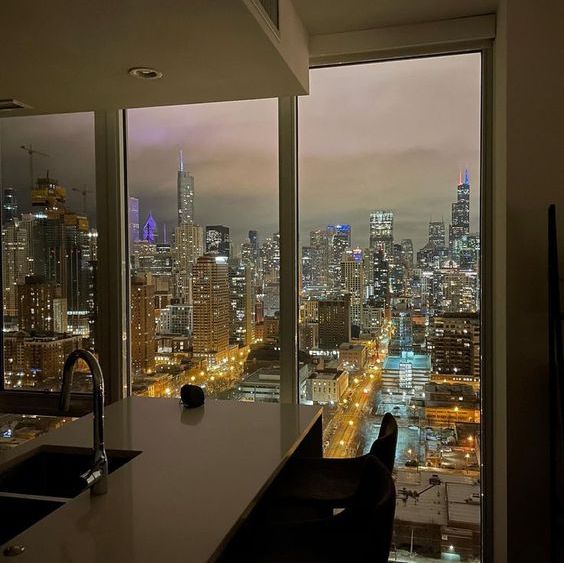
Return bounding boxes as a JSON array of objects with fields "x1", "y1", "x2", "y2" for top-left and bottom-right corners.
[{"x1": 0, "y1": 53, "x2": 480, "y2": 251}]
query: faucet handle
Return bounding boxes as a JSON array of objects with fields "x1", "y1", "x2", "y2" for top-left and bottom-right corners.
[{"x1": 81, "y1": 468, "x2": 103, "y2": 488}]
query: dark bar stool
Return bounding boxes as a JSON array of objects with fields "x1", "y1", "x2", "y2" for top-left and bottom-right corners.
[
  {"x1": 221, "y1": 455, "x2": 396, "y2": 563},
  {"x1": 272, "y1": 412, "x2": 398, "y2": 510}
]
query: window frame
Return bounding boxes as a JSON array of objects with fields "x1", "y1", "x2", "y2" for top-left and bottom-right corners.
[{"x1": 0, "y1": 39, "x2": 494, "y2": 563}]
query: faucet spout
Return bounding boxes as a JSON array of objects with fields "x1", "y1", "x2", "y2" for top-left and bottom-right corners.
[{"x1": 59, "y1": 349, "x2": 108, "y2": 495}]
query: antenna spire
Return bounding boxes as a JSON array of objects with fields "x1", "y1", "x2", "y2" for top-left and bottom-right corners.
[{"x1": 179, "y1": 150, "x2": 184, "y2": 173}]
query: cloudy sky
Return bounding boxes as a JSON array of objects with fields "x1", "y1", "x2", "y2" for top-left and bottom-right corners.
[{"x1": 0, "y1": 53, "x2": 480, "y2": 252}]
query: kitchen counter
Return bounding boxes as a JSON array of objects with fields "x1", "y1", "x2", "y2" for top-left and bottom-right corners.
[{"x1": 0, "y1": 397, "x2": 322, "y2": 562}]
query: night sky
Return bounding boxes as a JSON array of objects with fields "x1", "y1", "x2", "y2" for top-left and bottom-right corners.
[{"x1": 0, "y1": 53, "x2": 480, "y2": 252}]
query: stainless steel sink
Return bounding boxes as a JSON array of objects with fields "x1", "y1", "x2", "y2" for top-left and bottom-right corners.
[
  {"x1": 0, "y1": 445, "x2": 140, "y2": 499},
  {"x1": 0, "y1": 495, "x2": 65, "y2": 546}
]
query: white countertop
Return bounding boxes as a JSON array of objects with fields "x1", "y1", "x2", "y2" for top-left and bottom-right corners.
[{"x1": 0, "y1": 397, "x2": 321, "y2": 562}]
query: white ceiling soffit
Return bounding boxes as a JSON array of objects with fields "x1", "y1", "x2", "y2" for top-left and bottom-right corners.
[
  {"x1": 293, "y1": 0, "x2": 498, "y2": 35},
  {"x1": 0, "y1": 0, "x2": 308, "y2": 116}
]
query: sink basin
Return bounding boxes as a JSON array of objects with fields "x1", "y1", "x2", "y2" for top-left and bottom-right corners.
[
  {"x1": 0, "y1": 495, "x2": 65, "y2": 545},
  {"x1": 0, "y1": 445, "x2": 141, "y2": 499}
]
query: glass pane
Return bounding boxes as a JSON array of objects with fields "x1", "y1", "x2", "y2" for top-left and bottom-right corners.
[
  {"x1": 298, "y1": 54, "x2": 482, "y2": 561},
  {"x1": 126, "y1": 100, "x2": 278, "y2": 400},
  {"x1": 0, "y1": 113, "x2": 97, "y2": 392}
]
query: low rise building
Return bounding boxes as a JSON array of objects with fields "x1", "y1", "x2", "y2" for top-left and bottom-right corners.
[
  {"x1": 338, "y1": 342, "x2": 368, "y2": 370},
  {"x1": 306, "y1": 367, "x2": 349, "y2": 403}
]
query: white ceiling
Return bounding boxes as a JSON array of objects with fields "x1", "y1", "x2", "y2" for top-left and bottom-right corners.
[
  {"x1": 0, "y1": 0, "x2": 307, "y2": 116},
  {"x1": 293, "y1": 0, "x2": 498, "y2": 35}
]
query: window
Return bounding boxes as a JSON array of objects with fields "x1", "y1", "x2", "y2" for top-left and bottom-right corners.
[
  {"x1": 126, "y1": 100, "x2": 279, "y2": 401},
  {"x1": 0, "y1": 113, "x2": 97, "y2": 393},
  {"x1": 298, "y1": 54, "x2": 482, "y2": 561}
]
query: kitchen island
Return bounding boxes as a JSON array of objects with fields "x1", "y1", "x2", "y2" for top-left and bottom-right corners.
[{"x1": 0, "y1": 397, "x2": 322, "y2": 562}]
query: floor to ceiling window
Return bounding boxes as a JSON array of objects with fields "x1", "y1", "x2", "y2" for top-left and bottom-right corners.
[
  {"x1": 298, "y1": 54, "x2": 482, "y2": 561},
  {"x1": 126, "y1": 100, "x2": 279, "y2": 400},
  {"x1": 0, "y1": 113, "x2": 97, "y2": 394},
  {"x1": 0, "y1": 112, "x2": 96, "y2": 445}
]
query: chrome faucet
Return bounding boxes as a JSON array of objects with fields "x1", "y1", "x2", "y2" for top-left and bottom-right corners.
[{"x1": 59, "y1": 349, "x2": 108, "y2": 496}]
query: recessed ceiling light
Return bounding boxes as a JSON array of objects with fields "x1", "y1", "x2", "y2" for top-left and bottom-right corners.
[{"x1": 128, "y1": 67, "x2": 163, "y2": 80}]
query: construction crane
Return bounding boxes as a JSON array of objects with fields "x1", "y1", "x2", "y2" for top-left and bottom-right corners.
[
  {"x1": 71, "y1": 187, "x2": 93, "y2": 212},
  {"x1": 20, "y1": 144, "x2": 49, "y2": 188}
]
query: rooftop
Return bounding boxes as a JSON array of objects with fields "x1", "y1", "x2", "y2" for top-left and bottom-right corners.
[{"x1": 383, "y1": 352, "x2": 432, "y2": 371}]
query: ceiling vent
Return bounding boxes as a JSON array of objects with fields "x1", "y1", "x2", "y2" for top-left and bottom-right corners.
[
  {"x1": 0, "y1": 99, "x2": 31, "y2": 112},
  {"x1": 257, "y1": 0, "x2": 279, "y2": 30}
]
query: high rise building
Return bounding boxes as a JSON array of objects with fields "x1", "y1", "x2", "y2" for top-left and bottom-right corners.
[
  {"x1": 173, "y1": 224, "x2": 204, "y2": 303},
  {"x1": 318, "y1": 297, "x2": 351, "y2": 350},
  {"x1": 260, "y1": 232, "x2": 280, "y2": 283},
  {"x1": 340, "y1": 249, "x2": 364, "y2": 328},
  {"x1": 130, "y1": 275, "x2": 156, "y2": 374},
  {"x1": 229, "y1": 263, "x2": 254, "y2": 345},
  {"x1": 2, "y1": 215, "x2": 33, "y2": 318},
  {"x1": 192, "y1": 255, "x2": 230, "y2": 357},
  {"x1": 389, "y1": 311, "x2": 413, "y2": 355},
  {"x1": 328, "y1": 224, "x2": 351, "y2": 289},
  {"x1": 177, "y1": 150, "x2": 195, "y2": 226},
  {"x1": 400, "y1": 239, "x2": 414, "y2": 269},
  {"x1": 428, "y1": 312, "x2": 480, "y2": 378},
  {"x1": 371, "y1": 248, "x2": 389, "y2": 307},
  {"x1": 429, "y1": 221, "x2": 446, "y2": 249},
  {"x1": 142, "y1": 212, "x2": 158, "y2": 243},
  {"x1": 248, "y1": 230, "x2": 259, "y2": 261},
  {"x1": 18, "y1": 275, "x2": 67, "y2": 334},
  {"x1": 205, "y1": 225, "x2": 230, "y2": 258},
  {"x1": 2, "y1": 187, "x2": 18, "y2": 224},
  {"x1": 369, "y1": 210, "x2": 394, "y2": 257},
  {"x1": 309, "y1": 228, "x2": 330, "y2": 290},
  {"x1": 128, "y1": 197, "x2": 140, "y2": 245},
  {"x1": 449, "y1": 169, "x2": 471, "y2": 252}
]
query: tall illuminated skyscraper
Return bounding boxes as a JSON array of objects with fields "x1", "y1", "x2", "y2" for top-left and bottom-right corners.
[
  {"x1": 128, "y1": 197, "x2": 140, "y2": 245},
  {"x1": 2, "y1": 187, "x2": 18, "y2": 224},
  {"x1": 177, "y1": 150, "x2": 195, "y2": 226},
  {"x1": 450, "y1": 169, "x2": 470, "y2": 251},
  {"x1": 340, "y1": 249, "x2": 364, "y2": 328},
  {"x1": 206, "y1": 225, "x2": 230, "y2": 258},
  {"x1": 192, "y1": 255, "x2": 230, "y2": 357},
  {"x1": 173, "y1": 224, "x2": 204, "y2": 303},
  {"x1": 130, "y1": 275, "x2": 156, "y2": 374},
  {"x1": 142, "y1": 212, "x2": 158, "y2": 243},
  {"x1": 328, "y1": 224, "x2": 351, "y2": 290},
  {"x1": 369, "y1": 210, "x2": 394, "y2": 258}
]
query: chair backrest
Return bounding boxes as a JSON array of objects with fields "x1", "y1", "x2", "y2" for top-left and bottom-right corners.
[
  {"x1": 340, "y1": 455, "x2": 396, "y2": 562},
  {"x1": 368, "y1": 412, "x2": 398, "y2": 472}
]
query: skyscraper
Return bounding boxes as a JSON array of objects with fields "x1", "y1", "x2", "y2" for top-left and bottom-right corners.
[
  {"x1": 205, "y1": 225, "x2": 230, "y2": 258},
  {"x1": 142, "y1": 212, "x2": 158, "y2": 243},
  {"x1": 248, "y1": 230, "x2": 259, "y2": 261},
  {"x1": 128, "y1": 197, "x2": 140, "y2": 245},
  {"x1": 318, "y1": 297, "x2": 351, "y2": 349},
  {"x1": 192, "y1": 255, "x2": 230, "y2": 357},
  {"x1": 369, "y1": 210, "x2": 394, "y2": 257},
  {"x1": 449, "y1": 169, "x2": 471, "y2": 252},
  {"x1": 173, "y1": 224, "x2": 204, "y2": 303},
  {"x1": 429, "y1": 221, "x2": 446, "y2": 248},
  {"x1": 428, "y1": 312, "x2": 480, "y2": 377},
  {"x1": 18, "y1": 275, "x2": 67, "y2": 334},
  {"x1": 340, "y1": 249, "x2": 364, "y2": 328},
  {"x1": 229, "y1": 263, "x2": 254, "y2": 345},
  {"x1": 328, "y1": 224, "x2": 351, "y2": 290},
  {"x1": 130, "y1": 275, "x2": 156, "y2": 374},
  {"x1": 2, "y1": 187, "x2": 18, "y2": 224},
  {"x1": 177, "y1": 150, "x2": 195, "y2": 226}
]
